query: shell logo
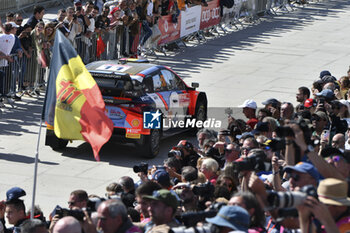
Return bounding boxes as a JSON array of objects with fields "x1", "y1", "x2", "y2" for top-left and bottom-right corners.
[{"x1": 132, "y1": 119, "x2": 140, "y2": 127}]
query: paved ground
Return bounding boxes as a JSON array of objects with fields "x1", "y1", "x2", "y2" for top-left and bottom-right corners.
[{"x1": 0, "y1": 0, "x2": 350, "y2": 219}]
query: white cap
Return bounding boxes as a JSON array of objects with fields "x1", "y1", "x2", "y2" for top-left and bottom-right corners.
[
  {"x1": 9, "y1": 22, "x2": 19, "y2": 28},
  {"x1": 238, "y1": 99, "x2": 257, "y2": 109}
]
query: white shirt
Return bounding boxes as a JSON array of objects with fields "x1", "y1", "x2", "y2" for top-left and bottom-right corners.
[
  {"x1": 147, "y1": 0, "x2": 154, "y2": 16},
  {"x1": 0, "y1": 33, "x2": 15, "y2": 67}
]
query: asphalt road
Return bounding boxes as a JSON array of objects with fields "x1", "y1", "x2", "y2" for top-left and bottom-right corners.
[{"x1": 1, "y1": 0, "x2": 350, "y2": 218}]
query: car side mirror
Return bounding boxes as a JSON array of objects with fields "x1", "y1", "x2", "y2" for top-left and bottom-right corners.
[{"x1": 191, "y1": 82, "x2": 199, "y2": 88}]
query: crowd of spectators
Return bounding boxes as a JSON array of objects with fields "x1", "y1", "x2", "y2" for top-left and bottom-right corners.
[
  {"x1": 2, "y1": 67, "x2": 350, "y2": 232},
  {"x1": 0, "y1": 0, "x2": 210, "y2": 106}
]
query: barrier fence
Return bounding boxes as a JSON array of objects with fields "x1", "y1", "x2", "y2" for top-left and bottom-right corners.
[{"x1": 0, "y1": 0, "x2": 316, "y2": 105}]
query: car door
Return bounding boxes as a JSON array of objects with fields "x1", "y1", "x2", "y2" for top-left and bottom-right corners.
[{"x1": 160, "y1": 68, "x2": 190, "y2": 122}]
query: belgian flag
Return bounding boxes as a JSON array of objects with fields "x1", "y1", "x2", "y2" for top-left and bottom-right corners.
[{"x1": 43, "y1": 30, "x2": 113, "y2": 161}]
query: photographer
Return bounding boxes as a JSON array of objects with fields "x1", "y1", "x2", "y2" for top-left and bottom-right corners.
[
  {"x1": 297, "y1": 178, "x2": 350, "y2": 233},
  {"x1": 119, "y1": 176, "x2": 136, "y2": 208},
  {"x1": 168, "y1": 140, "x2": 200, "y2": 168}
]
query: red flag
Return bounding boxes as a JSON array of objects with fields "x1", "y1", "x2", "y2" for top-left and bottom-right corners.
[{"x1": 96, "y1": 35, "x2": 106, "y2": 58}]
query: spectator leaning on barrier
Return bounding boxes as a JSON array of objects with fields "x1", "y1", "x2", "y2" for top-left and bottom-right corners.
[
  {"x1": 17, "y1": 24, "x2": 32, "y2": 96},
  {"x1": 8, "y1": 22, "x2": 23, "y2": 101},
  {"x1": 64, "y1": 7, "x2": 83, "y2": 44},
  {"x1": 53, "y1": 9, "x2": 70, "y2": 37},
  {"x1": 25, "y1": 5, "x2": 45, "y2": 30},
  {"x1": 30, "y1": 21, "x2": 46, "y2": 95},
  {"x1": 14, "y1": 13, "x2": 24, "y2": 36},
  {"x1": 0, "y1": 22, "x2": 15, "y2": 101}
]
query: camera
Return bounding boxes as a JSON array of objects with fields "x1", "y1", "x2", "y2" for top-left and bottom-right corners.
[
  {"x1": 168, "y1": 149, "x2": 184, "y2": 158},
  {"x1": 133, "y1": 162, "x2": 148, "y2": 174},
  {"x1": 233, "y1": 154, "x2": 265, "y2": 173},
  {"x1": 276, "y1": 126, "x2": 295, "y2": 138},
  {"x1": 87, "y1": 197, "x2": 106, "y2": 212},
  {"x1": 264, "y1": 138, "x2": 286, "y2": 152},
  {"x1": 73, "y1": 14, "x2": 77, "y2": 20},
  {"x1": 53, "y1": 206, "x2": 86, "y2": 221},
  {"x1": 170, "y1": 223, "x2": 219, "y2": 233},
  {"x1": 175, "y1": 202, "x2": 224, "y2": 227},
  {"x1": 192, "y1": 181, "x2": 215, "y2": 198},
  {"x1": 267, "y1": 185, "x2": 318, "y2": 209}
]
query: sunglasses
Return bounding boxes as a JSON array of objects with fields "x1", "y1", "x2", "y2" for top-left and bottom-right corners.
[
  {"x1": 16, "y1": 19, "x2": 23, "y2": 22},
  {"x1": 68, "y1": 201, "x2": 75, "y2": 205},
  {"x1": 327, "y1": 155, "x2": 343, "y2": 163}
]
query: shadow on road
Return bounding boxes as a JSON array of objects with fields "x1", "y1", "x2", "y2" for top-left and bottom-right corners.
[
  {"x1": 149, "y1": 0, "x2": 350, "y2": 79},
  {"x1": 0, "y1": 152, "x2": 59, "y2": 165}
]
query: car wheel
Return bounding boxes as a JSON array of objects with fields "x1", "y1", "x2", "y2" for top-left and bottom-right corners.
[
  {"x1": 142, "y1": 129, "x2": 160, "y2": 158},
  {"x1": 189, "y1": 101, "x2": 207, "y2": 135},
  {"x1": 45, "y1": 129, "x2": 69, "y2": 151},
  {"x1": 195, "y1": 102, "x2": 207, "y2": 123}
]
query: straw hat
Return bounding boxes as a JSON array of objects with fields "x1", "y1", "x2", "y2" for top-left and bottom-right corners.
[{"x1": 317, "y1": 178, "x2": 350, "y2": 206}]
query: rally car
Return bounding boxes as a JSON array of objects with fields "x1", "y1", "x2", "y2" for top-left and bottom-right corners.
[{"x1": 47, "y1": 58, "x2": 207, "y2": 158}]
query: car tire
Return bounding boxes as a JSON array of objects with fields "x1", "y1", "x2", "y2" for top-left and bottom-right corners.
[
  {"x1": 45, "y1": 129, "x2": 69, "y2": 151},
  {"x1": 189, "y1": 101, "x2": 207, "y2": 135},
  {"x1": 142, "y1": 129, "x2": 161, "y2": 158}
]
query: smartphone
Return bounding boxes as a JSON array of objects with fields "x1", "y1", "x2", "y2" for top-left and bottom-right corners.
[
  {"x1": 321, "y1": 130, "x2": 330, "y2": 141},
  {"x1": 224, "y1": 108, "x2": 233, "y2": 117}
]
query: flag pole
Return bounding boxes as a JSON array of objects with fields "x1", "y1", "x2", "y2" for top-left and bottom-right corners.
[{"x1": 31, "y1": 117, "x2": 43, "y2": 219}]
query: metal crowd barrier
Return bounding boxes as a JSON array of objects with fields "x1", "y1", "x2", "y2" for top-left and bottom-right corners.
[{"x1": 0, "y1": 52, "x2": 47, "y2": 101}]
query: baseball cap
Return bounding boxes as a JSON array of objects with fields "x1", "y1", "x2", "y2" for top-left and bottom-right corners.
[
  {"x1": 304, "y1": 98, "x2": 316, "y2": 108},
  {"x1": 9, "y1": 22, "x2": 18, "y2": 28},
  {"x1": 236, "y1": 131, "x2": 253, "y2": 140},
  {"x1": 143, "y1": 189, "x2": 178, "y2": 210},
  {"x1": 173, "y1": 140, "x2": 193, "y2": 150},
  {"x1": 284, "y1": 162, "x2": 320, "y2": 181},
  {"x1": 315, "y1": 89, "x2": 334, "y2": 99},
  {"x1": 251, "y1": 122, "x2": 269, "y2": 135},
  {"x1": 318, "y1": 178, "x2": 350, "y2": 206},
  {"x1": 262, "y1": 98, "x2": 280, "y2": 107},
  {"x1": 238, "y1": 99, "x2": 257, "y2": 109},
  {"x1": 110, "y1": 7, "x2": 121, "y2": 15},
  {"x1": 206, "y1": 206, "x2": 250, "y2": 232},
  {"x1": 312, "y1": 111, "x2": 328, "y2": 121},
  {"x1": 152, "y1": 170, "x2": 171, "y2": 187},
  {"x1": 320, "y1": 70, "x2": 331, "y2": 79},
  {"x1": 6, "y1": 187, "x2": 26, "y2": 202}
]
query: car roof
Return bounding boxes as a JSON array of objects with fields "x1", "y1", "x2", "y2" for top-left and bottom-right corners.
[{"x1": 86, "y1": 60, "x2": 159, "y2": 75}]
